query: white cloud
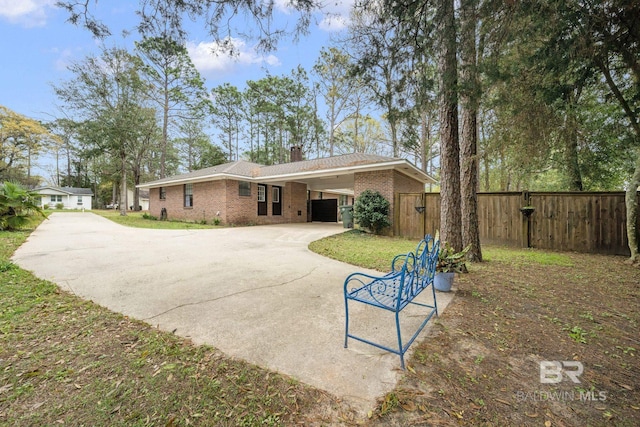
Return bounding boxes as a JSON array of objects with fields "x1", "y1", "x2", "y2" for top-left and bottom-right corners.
[
  {"x1": 317, "y1": 0, "x2": 354, "y2": 32},
  {"x1": 186, "y1": 38, "x2": 281, "y2": 77},
  {"x1": 0, "y1": 0, "x2": 56, "y2": 27},
  {"x1": 52, "y1": 48, "x2": 75, "y2": 71}
]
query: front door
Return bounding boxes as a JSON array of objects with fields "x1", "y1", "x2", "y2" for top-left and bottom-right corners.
[
  {"x1": 272, "y1": 186, "x2": 282, "y2": 216},
  {"x1": 257, "y1": 184, "x2": 267, "y2": 216}
]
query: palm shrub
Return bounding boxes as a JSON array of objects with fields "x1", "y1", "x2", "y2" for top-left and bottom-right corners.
[
  {"x1": 0, "y1": 182, "x2": 46, "y2": 230},
  {"x1": 353, "y1": 189, "x2": 391, "y2": 235}
]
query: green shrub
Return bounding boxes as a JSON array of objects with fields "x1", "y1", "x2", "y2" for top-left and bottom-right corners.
[
  {"x1": 55, "y1": 203, "x2": 64, "y2": 209},
  {"x1": 142, "y1": 212, "x2": 157, "y2": 220},
  {"x1": 353, "y1": 189, "x2": 391, "y2": 235},
  {"x1": 213, "y1": 217, "x2": 221, "y2": 226},
  {"x1": 0, "y1": 182, "x2": 47, "y2": 230},
  {"x1": 43, "y1": 203, "x2": 50, "y2": 210}
]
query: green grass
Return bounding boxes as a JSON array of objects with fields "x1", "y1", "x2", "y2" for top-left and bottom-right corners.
[
  {"x1": 91, "y1": 209, "x2": 221, "y2": 230},
  {"x1": 481, "y1": 245, "x2": 574, "y2": 266},
  {"x1": 308, "y1": 230, "x2": 420, "y2": 271},
  {"x1": 308, "y1": 230, "x2": 574, "y2": 272}
]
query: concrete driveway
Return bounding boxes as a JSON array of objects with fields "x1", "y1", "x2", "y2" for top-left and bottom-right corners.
[{"x1": 12, "y1": 212, "x2": 453, "y2": 412}]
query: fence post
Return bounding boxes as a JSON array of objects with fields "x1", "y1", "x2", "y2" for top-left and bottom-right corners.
[{"x1": 522, "y1": 191, "x2": 531, "y2": 248}]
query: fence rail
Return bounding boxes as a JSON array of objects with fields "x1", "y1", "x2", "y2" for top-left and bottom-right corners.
[{"x1": 394, "y1": 191, "x2": 640, "y2": 256}]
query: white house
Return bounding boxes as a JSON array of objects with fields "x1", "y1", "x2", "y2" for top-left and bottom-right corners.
[
  {"x1": 126, "y1": 189, "x2": 150, "y2": 210},
  {"x1": 34, "y1": 186, "x2": 93, "y2": 210}
]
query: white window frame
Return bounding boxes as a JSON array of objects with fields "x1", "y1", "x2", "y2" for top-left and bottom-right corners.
[
  {"x1": 272, "y1": 187, "x2": 280, "y2": 203},
  {"x1": 257, "y1": 185, "x2": 266, "y2": 202},
  {"x1": 184, "y1": 183, "x2": 193, "y2": 207}
]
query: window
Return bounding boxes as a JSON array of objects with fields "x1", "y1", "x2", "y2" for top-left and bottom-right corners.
[
  {"x1": 159, "y1": 187, "x2": 166, "y2": 200},
  {"x1": 239, "y1": 181, "x2": 251, "y2": 196},
  {"x1": 77, "y1": 196, "x2": 83, "y2": 205},
  {"x1": 257, "y1": 185, "x2": 266, "y2": 202},
  {"x1": 50, "y1": 195, "x2": 62, "y2": 203},
  {"x1": 272, "y1": 187, "x2": 280, "y2": 203},
  {"x1": 184, "y1": 183, "x2": 193, "y2": 207}
]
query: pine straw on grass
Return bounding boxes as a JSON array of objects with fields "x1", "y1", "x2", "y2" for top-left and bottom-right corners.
[{"x1": 367, "y1": 249, "x2": 639, "y2": 426}]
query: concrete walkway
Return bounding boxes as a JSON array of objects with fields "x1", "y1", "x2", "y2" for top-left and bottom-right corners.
[{"x1": 12, "y1": 212, "x2": 454, "y2": 412}]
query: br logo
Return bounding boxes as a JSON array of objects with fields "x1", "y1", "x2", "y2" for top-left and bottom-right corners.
[{"x1": 539, "y1": 361, "x2": 583, "y2": 383}]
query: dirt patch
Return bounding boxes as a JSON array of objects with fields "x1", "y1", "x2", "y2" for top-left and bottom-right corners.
[{"x1": 367, "y1": 250, "x2": 639, "y2": 426}]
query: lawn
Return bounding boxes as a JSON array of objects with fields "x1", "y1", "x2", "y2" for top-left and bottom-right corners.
[
  {"x1": 1, "y1": 221, "x2": 639, "y2": 426},
  {"x1": 92, "y1": 209, "x2": 222, "y2": 229}
]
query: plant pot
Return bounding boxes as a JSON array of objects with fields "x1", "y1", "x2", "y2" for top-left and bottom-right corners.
[{"x1": 434, "y1": 272, "x2": 455, "y2": 292}]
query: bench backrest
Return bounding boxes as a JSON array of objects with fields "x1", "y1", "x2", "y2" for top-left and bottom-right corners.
[{"x1": 400, "y1": 234, "x2": 440, "y2": 302}]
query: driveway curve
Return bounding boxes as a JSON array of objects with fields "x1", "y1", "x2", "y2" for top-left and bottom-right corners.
[{"x1": 12, "y1": 212, "x2": 453, "y2": 412}]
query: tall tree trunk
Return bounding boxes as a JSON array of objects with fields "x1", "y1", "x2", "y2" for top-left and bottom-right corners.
[
  {"x1": 437, "y1": 0, "x2": 462, "y2": 250},
  {"x1": 597, "y1": 57, "x2": 640, "y2": 262},
  {"x1": 119, "y1": 150, "x2": 127, "y2": 216},
  {"x1": 564, "y1": 89, "x2": 583, "y2": 191},
  {"x1": 626, "y1": 149, "x2": 640, "y2": 262},
  {"x1": 161, "y1": 76, "x2": 169, "y2": 178},
  {"x1": 420, "y1": 110, "x2": 430, "y2": 173},
  {"x1": 460, "y1": 0, "x2": 482, "y2": 261}
]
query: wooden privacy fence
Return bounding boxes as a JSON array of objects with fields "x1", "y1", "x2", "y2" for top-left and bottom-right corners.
[{"x1": 394, "y1": 191, "x2": 640, "y2": 256}]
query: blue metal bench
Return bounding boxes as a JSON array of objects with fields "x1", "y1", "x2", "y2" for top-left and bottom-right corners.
[{"x1": 343, "y1": 235, "x2": 440, "y2": 369}]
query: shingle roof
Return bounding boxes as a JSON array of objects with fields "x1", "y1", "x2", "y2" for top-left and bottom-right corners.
[
  {"x1": 139, "y1": 153, "x2": 430, "y2": 187},
  {"x1": 258, "y1": 153, "x2": 397, "y2": 176},
  {"x1": 35, "y1": 186, "x2": 93, "y2": 196},
  {"x1": 142, "y1": 161, "x2": 262, "y2": 186}
]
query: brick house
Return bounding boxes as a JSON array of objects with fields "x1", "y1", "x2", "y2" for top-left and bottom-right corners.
[{"x1": 137, "y1": 152, "x2": 434, "y2": 232}]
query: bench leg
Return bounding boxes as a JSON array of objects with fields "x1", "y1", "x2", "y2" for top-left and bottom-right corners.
[
  {"x1": 344, "y1": 296, "x2": 349, "y2": 348},
  {"x1": 431, "y1": 280, "x2": 439, "y2": 316},
  {"x1": 395, "y1": 310, "x2": 405, "y2": 370}
]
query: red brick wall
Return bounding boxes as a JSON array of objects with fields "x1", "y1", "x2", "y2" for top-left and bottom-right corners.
[
  {"x1": 148, "y1": 181, "x2": 227, "y2": 223},
  {"x1": 226, "y1": 180, "x2": 256, "y2": 224},
  {"x1": 285, "y1": 181, "x2": 308, "y2": 223},
  {"x1": 354, "y1": 170, "x2": 424, "y2": 235},
  {"x1": 148, "y1": 179, "x2": 310, "y2": 225}
]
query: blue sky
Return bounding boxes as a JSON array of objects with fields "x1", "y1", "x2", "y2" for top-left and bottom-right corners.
[
  {"x1": 0, "y1": 0, "x2": 352, "y2": 121},
  {"x1": 0, "y1": 0, "x2": 353, "y2": 180}
]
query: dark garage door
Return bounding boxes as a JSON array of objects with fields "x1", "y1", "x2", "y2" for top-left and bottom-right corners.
[{"x1": 311, "y1": 199, "x2": 338, "y2": 222}]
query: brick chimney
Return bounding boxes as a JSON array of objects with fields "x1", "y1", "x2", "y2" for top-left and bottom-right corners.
[{"x1": 290, "y1": 145, "x2": 303, "y2": 162}]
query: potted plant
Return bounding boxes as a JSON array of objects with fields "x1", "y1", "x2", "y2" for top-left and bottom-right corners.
[{"x1": 434, "y1": 242, "x2": 470, "y2": 292}]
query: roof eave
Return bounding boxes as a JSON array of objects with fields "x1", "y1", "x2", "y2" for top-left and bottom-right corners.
[
  {"x1": 258, "y1": 159, "x2": 435, "y2": 184},
  {"x1": 137, "y1": 172, "x2": 252, "y2": 189}
]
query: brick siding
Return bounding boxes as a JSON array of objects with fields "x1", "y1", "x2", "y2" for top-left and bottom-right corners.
[
  {"x1": 149, "y1": 179, "x2": 308, "y2": 225},
  {"x1": 354, "y1": 170, "x2": 424, "y2": 235}
]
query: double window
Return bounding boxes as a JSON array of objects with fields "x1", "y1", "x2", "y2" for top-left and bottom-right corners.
[
  {"x1": 50, "y1": 195, "x2": 62, "y2": 203},
  {"x1": 184, "y1": 183, "x2": 193, "y2": 207}
]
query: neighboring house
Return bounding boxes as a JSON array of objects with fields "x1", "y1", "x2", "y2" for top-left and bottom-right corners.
[
  {"x1": 126, "y1": 189, "x2": 150, "y2": 210},
  {"x1": 137, "y1": 151, "x2": 435, "y2": 233},
  {"x1": 34, "y1": 186, "x2": 93, "y2": 210}
]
